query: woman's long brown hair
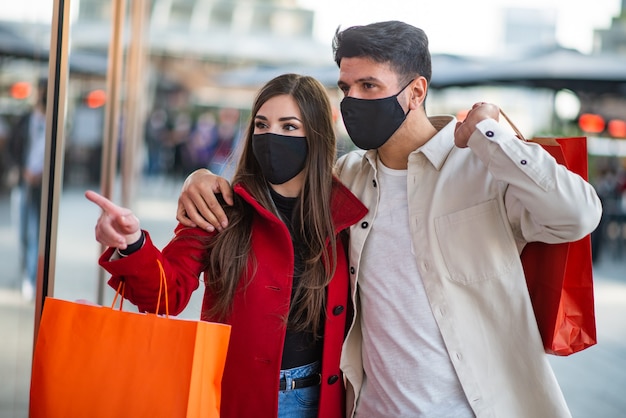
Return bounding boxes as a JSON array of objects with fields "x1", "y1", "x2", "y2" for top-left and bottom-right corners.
[{"x1": 202, "y1": 74, "x2": 337, "y2": 338}]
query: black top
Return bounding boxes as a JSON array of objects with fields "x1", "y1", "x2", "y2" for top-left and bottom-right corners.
[{"x1": 270, "y1": 188, "x2": 323, "y2": 369}]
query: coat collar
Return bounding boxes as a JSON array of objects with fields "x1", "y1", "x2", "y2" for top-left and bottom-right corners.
[{"x1": 329, "y1": 177, "x2": 368, "y2": 231}]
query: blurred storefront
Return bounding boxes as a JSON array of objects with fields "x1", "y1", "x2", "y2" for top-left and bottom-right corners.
[{"x1": 0, "y1": 1, "x2": 333, "y2": 417}]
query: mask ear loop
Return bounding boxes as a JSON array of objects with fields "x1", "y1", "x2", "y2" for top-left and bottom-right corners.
[
  {"x1": 394, "y1": 78, "x2": 416, "y2": 119},
  {"x1": 398, "y1": 78, "x2": 416, "y2": 96}
]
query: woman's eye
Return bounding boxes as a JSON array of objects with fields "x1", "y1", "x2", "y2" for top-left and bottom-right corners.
[
  {"x1": 254, "y1": 121, "x2": 267, "y2": 129},
  {"x1": 284, "y1": 124, "x2": 298, "y2": 131}
]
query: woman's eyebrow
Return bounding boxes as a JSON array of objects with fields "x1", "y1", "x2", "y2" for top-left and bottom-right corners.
[{"x1": 254, "y1": 115, "x2": 302, "y2": 122}]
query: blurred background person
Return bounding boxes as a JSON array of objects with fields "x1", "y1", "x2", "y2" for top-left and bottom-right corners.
[
  {"x1": 207, "y1": 107, "x2": 241, "y2": 179},
  {"x1": 144, "y1": 107, "x2": 169, "y2": 177},
  {"x1": 0, "y1": 114, "x2": 11, "y2": 192},
  {"x1": 181, "y1": 110, "x2": 217, "y2": 175},
  {"x1": 162, "y1": 86, "x2": 193, "y2": 180},
  {"x1": 7, "y1": 77, "x2": 48, "y2": 301}
]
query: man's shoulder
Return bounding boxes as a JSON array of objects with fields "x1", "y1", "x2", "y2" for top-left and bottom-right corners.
[
  {"x1": 336, "y1": 149, "x2": 367, "y2": 170},
  {"x1": 335, "y1": 149, "x2": 371, "y2": 184}
]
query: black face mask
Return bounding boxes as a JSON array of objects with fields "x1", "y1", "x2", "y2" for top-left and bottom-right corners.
[
  {"x1": 340, "y1": 80, "x2": 413, "y2": 150},
  {"x1": 252, "y1": 133, "x2": 308, "y2": 185}
]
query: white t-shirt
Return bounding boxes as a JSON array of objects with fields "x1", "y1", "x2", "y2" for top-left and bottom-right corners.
[{"x1": 355, "y1": 158, "x2": 473, "y2": 418}]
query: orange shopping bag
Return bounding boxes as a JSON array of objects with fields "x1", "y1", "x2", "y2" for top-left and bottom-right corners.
[
  {"x1": 30, "y1": 261, "x2": 231, "y2": 417},
  {"x1": 501, "y1": 110, "x2": 597, "y2": 356}
]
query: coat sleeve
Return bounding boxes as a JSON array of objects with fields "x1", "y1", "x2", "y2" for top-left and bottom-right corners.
[
  {"x1": 467, "y1": 118, "x2": 602, "y2": 244},
  {"x1": 99, "y1": 224, "x2": 211, "y2": 315}
]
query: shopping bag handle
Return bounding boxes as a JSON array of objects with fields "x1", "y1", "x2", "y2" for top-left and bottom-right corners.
[
  {"x1": 156, "y1": 259, "x2": 170, "y2": 317},
  {"x1": 109, "y1": 260, "x2": 170, "y2": 317},
  {"x1": 499, "y1": 108, "x2": 561, "y2": 146},
  {"x1": 499, "y1": 109, "x2": 526, "y2": 140},
  {"x1": 111, "y1": 281, "x2": 125, "y2": 310}
]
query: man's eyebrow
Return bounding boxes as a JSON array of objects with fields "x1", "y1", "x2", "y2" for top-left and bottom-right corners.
[
  {"x1": 337, "y1": 76, "x2": 381, "y2": 88},
  {"x1": 358, "y1": 76, "x2": 380, "y2": 83}
]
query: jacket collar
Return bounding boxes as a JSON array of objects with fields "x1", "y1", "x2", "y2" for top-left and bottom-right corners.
[
  {"x1": 361, "y1": 115, "x2": 457, "y2": 172},
  {"x1": 416, "y1": 115, "x2": 457, "y2": 171}
]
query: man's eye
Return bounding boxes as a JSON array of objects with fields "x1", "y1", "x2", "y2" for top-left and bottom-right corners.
[{"x1": 363, "y1": 83, "x2": 375, "y2": 89}]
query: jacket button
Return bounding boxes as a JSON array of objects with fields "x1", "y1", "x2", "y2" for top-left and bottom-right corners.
[
  {"x1": 350, "y1": 266, "x2": 355, "y2": 274},
  {"x1": 486, "y1": 130, "x2": 495, "y2": 137},
  {"x1": 332, "y1": 305, "x2": 344, "y2": 316},
  {"x1": 372, "y1": 179, "x2": 377, "y2": 187},
  {"x1": 327, "y1": 375, "x2": 339, "y2": 385},
  {"x1": 361, "y1": 221, "x2": 368, "y2": 229},
  {"x1": 520, "y1": 159, "x2": 527, "y2": 165}
]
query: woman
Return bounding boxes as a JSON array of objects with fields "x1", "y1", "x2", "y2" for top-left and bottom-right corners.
[{"x1": 86, "y1": 73, "x2": 367, "y2": 418}]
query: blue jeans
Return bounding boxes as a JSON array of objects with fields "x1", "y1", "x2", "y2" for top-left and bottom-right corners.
[{"x1": 277, "y1": 361, "x2": 320, "y2": 418}]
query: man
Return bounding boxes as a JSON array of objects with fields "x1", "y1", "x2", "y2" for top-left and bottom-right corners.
[
  {"x1": 8, "y1": 78, "x2": 48, "y2": 301},
  {"x1": 176, "y1": 21, "x2": 601, "y2": 417}
]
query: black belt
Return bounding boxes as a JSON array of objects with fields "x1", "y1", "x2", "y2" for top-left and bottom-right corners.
[{"x1": 279, "y1": 373, "x2": 321, "y2": 390}]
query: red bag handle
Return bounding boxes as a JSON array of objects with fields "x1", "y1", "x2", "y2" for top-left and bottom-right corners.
[{"x1": 500, "y1": 108, "x2": 562, "y2": 146}]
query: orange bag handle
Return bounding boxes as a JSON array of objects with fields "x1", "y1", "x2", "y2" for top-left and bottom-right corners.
[
  {"x1": 156, "y1": 259, "x2": 170, "y2": 317},
  {"x1": 109, "y1": 259, "x2": 169, "y2": 317},
  {"x1": 111, "y1": 281, "x2": 125, "y2": 310}
]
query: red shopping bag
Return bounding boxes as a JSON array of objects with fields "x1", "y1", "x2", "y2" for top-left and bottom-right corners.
[
  {"x1": 499, "y1": 109, "x2": 597, "y2": 356},
  {"x1": 520, "y1": 136, "x2": 597, "y2": 356},
  {"x1": 30, "y1": 260, "x2": 231, "y2": 417}
]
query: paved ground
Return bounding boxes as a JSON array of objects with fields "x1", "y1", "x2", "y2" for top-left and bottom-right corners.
[{"x1": 1, "y1": 178, "x2": 625, "y2": 418}]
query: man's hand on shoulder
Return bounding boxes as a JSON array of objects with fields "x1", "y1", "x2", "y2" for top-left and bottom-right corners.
[{"x1": 177, "y1": 169, "x2": 234, "y2": 232}]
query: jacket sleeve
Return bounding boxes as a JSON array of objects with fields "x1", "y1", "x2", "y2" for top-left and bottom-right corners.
[
  {"x1": 99, "y1": 224, "x2": 211, "y2": 315},
  {"x1": 467, "y1": 118, "x2": 602, "y2": 244}
]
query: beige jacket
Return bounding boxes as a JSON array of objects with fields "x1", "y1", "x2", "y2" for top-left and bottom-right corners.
[{"x1": 336, "y1": 116, "x2": 602, "y2": 418}]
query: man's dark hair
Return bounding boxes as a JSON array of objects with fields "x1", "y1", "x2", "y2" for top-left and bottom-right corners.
[{"x1": 332, "y1": 20, "x2": 432, "y2": 86}]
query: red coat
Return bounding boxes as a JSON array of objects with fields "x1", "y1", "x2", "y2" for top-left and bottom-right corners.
[{"x1": 99, "y1": 180, "x2": 367, "y2": 418}]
